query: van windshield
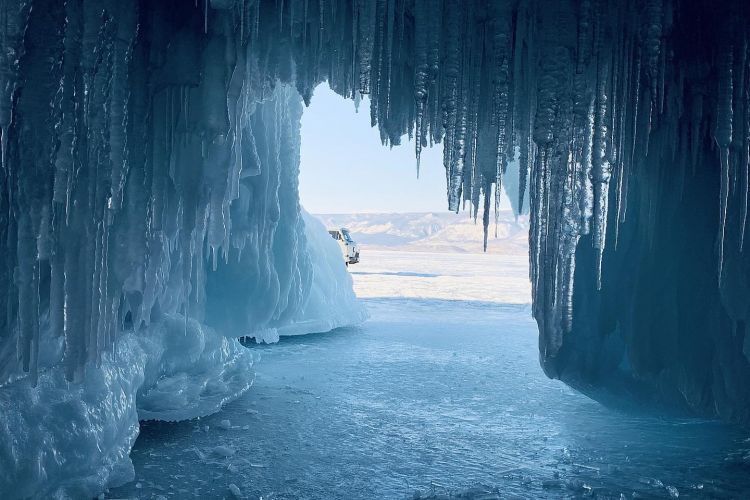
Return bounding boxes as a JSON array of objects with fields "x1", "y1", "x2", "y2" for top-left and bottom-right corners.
[{"x1": 341, "y1": 229, "x2": 353, "y2": 243}]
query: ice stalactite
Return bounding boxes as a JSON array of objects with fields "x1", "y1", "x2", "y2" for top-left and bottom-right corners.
[
  {"x1": 2, "y1": 0, "x2": 376, "y2": 391},
  {"x1": 275, "y1": 0, "x2": 748, "y2": 421},
  {"x1": 1, "y1": 1, "x2": 750, "y2": 495},
  {"x1": 716, "y1": 45, "x2": 734, "y2": 284},
  {"x1": 0, "y1": 0, "x2": 369, "y2": 495}
]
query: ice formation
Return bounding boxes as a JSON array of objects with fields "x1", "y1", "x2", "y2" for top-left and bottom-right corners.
[
  {"x1": 0, "y1": 0, "x2": 749, "y2": 495},
  {"x1": 0, "y1": 314, "x2": 253, "y2": 497},
  {"x1": 238, "y1": 210, "x2": 367, "y2": 342},
  {"x1": 0, "y1": 2, "x2": 366, "y2": 493}
]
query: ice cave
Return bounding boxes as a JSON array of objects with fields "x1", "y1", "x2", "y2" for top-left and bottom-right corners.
[{"x1": 0, "y1": 0, "x2": 749, "y2": 498}]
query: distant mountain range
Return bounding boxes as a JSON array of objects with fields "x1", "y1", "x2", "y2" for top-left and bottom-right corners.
[{"x1": 312, "y1": 211, "x2": 529, "y2": 255}]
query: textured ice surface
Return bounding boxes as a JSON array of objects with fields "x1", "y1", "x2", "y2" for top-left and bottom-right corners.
[
  {"x1": 110, "y1": 251, "x2": 750, "y2": 499},
  {"x1": 275, "y1": 211, "x2": 369, "y2": 337},
  {"x1": 351, "y1": 250, "x2": 530, "y2": 305},
  {"x1": 1, "y1": 0, "x2": 750, "y2": 495},
  {"x1": 0, "y1": 315, "x2": 253, "y2": 497}
]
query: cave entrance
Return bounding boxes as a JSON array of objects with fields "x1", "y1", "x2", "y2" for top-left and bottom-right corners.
[
  {"x1": 298, "y1": 83, "x2": 532, "y2": 305},
  {"x1": 109, "y1": 74, "x2": 750, "y2": 500}
]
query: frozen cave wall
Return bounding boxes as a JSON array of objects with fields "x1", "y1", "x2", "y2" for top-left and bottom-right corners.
[
  {"x1": 0, "y1": 0, "x2": 373, "y2": 389},
  {"x1": 1, "y1": 1, "x2": 750, "y2": 492},
  {"x1": 0, "y1": 0, "x2": 368, "y2": 495}
]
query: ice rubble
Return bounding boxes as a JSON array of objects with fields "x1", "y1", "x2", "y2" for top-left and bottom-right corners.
[
  {"x1": 0, "y1": 0, "x2": 749, "y2": 494},
  {"x1": 0, "y1": 314, "x2": 252, "y2": 498}
]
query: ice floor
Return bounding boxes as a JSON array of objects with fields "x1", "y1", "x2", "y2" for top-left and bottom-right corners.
[{"x1": 110, "y1": 251, "x2": 750, "y2": 499}]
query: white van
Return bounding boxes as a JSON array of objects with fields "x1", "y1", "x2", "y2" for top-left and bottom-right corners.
[{"x1": 328, "y1": 228, "x2": 360, "y2": 266}]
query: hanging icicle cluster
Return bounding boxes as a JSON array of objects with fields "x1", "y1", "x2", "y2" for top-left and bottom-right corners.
[
  {"x1": 0, "y1": 0, "x2": 315, "y2": 386},
  {"x1": 244, "y1": 0, "x2": 749, "y2": 363},
  {"x1": 268, "y1": 0, "x2": 749, "y2": 362},
  {"x1": 0, "y1": 0, "x2": 748, "y2": 420}
]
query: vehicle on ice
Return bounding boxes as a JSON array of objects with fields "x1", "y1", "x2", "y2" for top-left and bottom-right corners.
[{"x1": 328, "y1": 228, "x2": 360, "y2": 266}]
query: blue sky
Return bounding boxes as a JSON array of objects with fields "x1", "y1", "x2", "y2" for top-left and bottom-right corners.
[{"x1": 299, "y1": 84, "x2": 448, "y2": 214}]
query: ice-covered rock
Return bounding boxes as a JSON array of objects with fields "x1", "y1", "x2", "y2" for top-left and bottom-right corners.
[
  {"x1": 135, "y1": 316, "x2": 254, "y2": 422},
  {"x1": 0, "y1": 334, "x2": 143, "y2": 498}
]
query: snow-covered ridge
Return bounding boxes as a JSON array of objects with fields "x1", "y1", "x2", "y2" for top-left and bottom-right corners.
[{"x1": 315, "y1": 211, "x2": 528, "y2": 255}]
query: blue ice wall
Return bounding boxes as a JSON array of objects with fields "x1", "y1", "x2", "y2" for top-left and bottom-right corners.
[{"x1": 0, "y1": 4, "x2": 749, "y2": 497}]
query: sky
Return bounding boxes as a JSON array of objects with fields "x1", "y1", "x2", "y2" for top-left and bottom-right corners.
[{"x1": 298, "y1": 84, "x2": 449, "y2": 214}]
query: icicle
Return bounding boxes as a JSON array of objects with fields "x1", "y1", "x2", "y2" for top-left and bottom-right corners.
[
  {"x1": 732, "y1": 38, "x2": 748, "y2": 252},
  {"x1": 643, "y1": 0, "x2": 663, "y2": 108},
  {"x1": 715, "y1": 45, "x2": 733, "y2": 282},
  {"x1": 482, "y1": 182, "x2": 491, "y2": 252},
  {"x1": 742, "y1": 48, "x2": 750, "y2": 251},
  {"x1": 443, "y1": 0, "x2": 462, "y2": 211},
  {"x1": 1, "y1": 129, "x2": 7, "y2": 170},
  {"x1": 413, "y1": 0, "x2": 428, "y2": 167},
  {"x1": 357, "y1": 0, "x2": 376, "y2": 94},
  {"x1": 383, "y1": 0, "x2": 395, "y2": 119},
  {"x1": 0, "y1": 1, "x2": 31, "y2": 170},
  {"x1": 592, "y1": 54, "x2": 612, "y2": 290},
  {"x1": 576, "y1": 0, "x2": 593, "y2": 74},
  {"x1": 578, "y1": 89, "x2": 595, "y2": 235},
  {"x1": 490, "y1": 5, "x2": 511, "y2": 238}
]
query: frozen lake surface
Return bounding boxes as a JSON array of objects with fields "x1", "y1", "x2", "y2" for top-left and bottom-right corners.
[{"x1": 111, "y1": 251, "x2": 750, "y2": 499}]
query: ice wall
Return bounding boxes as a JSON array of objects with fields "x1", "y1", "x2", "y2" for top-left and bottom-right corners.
[
  {"x1": 0, "y1": 0, "x2": 367, "y2": 494},
  {"x1": 198, "y1": 0, "x2": 746, "y2": 424},
  {"x1": 1, "y1": 2, "x2": 750, "y2": 495},
  {"x1": 0, "y1": 1, "x2": 357, "y2": 387}
]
